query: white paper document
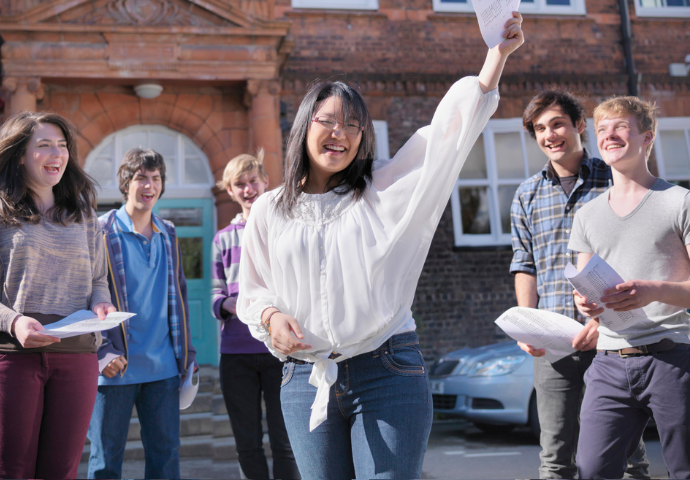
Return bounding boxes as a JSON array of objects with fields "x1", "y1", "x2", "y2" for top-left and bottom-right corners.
[
  {"x1": 470, "y1": 0, "x2": 521, "y2": 49},
  {"x1": 495, "y1": 307, "x2": 584, "y2": 363},
  {"x1": 564, "y1": 254, "x2": 647, "y2": 332},
  {"x1": 42, "y1": 310, "x2": 135, "y2": 339}
]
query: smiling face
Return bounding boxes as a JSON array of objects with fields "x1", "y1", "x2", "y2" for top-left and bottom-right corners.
[
  {"x1": 21, "y1": 122, "x2": 69, "y2": 203},
  {"x1": 305, "y1": 95, "x2": 362, "y2": 192},
  {"x1": 533, "y1": 105, "x2": 585, "y2": 168},
  {"x1": 227, "y1": 168, "x2": 269, "y2": 219},
  {"x1": 125, "y1": 168, "x2": 162, "y2": 214},
  {"x1": 595, "y1": 113, "x2": 652, "y2": 171}
]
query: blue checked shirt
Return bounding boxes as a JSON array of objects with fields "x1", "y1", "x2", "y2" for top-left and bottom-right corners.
[{"x1": 510, "y1": 150, "x2": 612, "y2": 322}]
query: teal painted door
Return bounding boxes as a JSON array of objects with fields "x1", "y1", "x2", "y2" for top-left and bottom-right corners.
[{"x1": 154, "y1": 198, "x2": 218, "y2": 366}]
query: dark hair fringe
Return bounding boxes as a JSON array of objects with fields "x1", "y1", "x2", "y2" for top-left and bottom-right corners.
[
  {"x1": 523, "y1": 89, "x2": 588, "y2": 144},
  {"x1": 0, "y1": 111, "x2": 97, "y2": 226},
  {"x1": 117, "y1": 148, "x2": 167, "y2": 201},
  {"x1": 276, "y1": 80, "x2": 376, "y2": 216}
]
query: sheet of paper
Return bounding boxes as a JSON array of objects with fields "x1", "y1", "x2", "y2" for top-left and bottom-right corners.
[
  {"x1": 495, "y1": 307, "x2": 584, "y2": 363},
  {"x1": 42, "y1": 310, "x2": 135, "y2": 339},
  {"x1": 470, "y1": 0, "x2": 521, "y2": 49},
  {"x1": 564, "y1": 254, "x2": 647, "y2": 332}
]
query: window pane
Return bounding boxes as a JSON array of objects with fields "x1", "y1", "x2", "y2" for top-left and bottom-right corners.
[
  {"x1": 88, "y1": 140, "x2": 114, "y2": 186},
  {"x1": 150, "y1": 131, "x2": 176, "y2": 157},
  {"x1": 459, "y1": 135, "x2": 487, "y2": 179},
  {"x1": 498, "y1": 185, "x2": 519, "y2": 235},
  {"x1": 639, "y1": 0, "x2": 662, "y2": 5},
  {"x1": 121, "y1": 131, "x2": 147, "y2": 155},
  {"x1": 659, "y1": 130, "x2": 690, "y2": 177},
  {"x1": 459, "y1": 187, "x2": 491, "y2": 234},
  {"x1": 495, "y1": 132, "x2": 525, "y2": 179},
  {"x1": 525, "y1": 137, "x2": 548, "y2": 176},
  {"x1": 185, "y1": 157, "x2": 209, "y2": 184},
  {"x1": 546, "y1": 0, "x2": 571, "y2": 4},
  {"x1": 667, "y1": 0, "x2": 690, "y2": 6},
  {"x1": 178, "y1": 237, "x2": 203, "y2": 279},
  {"x1": 158, "y1": 208, "x2": 203, "y2": 227},
  {"x1": 92, "y1": 157, "x2": 115, "y2": 185}
]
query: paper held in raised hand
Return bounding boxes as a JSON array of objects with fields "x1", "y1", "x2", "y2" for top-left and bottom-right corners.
[
  {"x1": 42, "y1": 310, "x2": 135, "y2": 339},
  {"x1": 495, "y1": 307, "x2": 584, "y2": 363},
  {"x1": 470, "y1": 0, "x2": 521, "y2": 49},
  {"x1": 564, "y1": 254, "x2": 647, "y2": 332}
]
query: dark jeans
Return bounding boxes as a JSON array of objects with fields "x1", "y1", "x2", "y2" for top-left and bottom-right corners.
[
  {"x1": 220, "y1": 353, "x2": 300, "y2": 480},
  {"x1": 87, "y1": 375, "x2": 181, "y2": 479},
  {"x1": 577, "y1": 344, "x2": 690, "y2": 479},
  {"x1": 534, "y1": 351, "x2": 649, "y2": 479},
  {"x1": 0, "y1": 352, "x2": 99, "y2": 480},
  {"x1": 280, "y1": 332, "x2": 433, "y2": 480}
]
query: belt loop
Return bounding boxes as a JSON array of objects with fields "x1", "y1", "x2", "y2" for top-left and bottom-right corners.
[{"x1": 388, "y1": 335, "x2": 395, "y2": 354}]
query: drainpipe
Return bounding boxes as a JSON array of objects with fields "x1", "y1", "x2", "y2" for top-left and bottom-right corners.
[{"x1": 618, "y1": 0, "x2": 638, "y2": 96}]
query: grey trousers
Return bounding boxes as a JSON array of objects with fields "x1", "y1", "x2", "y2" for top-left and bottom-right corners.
[
  {"x1": 577, "y1": 345, "x2": 690, "y2": 479},
  {"x1": 534, "y1": 351, "x2": 649, "y2": 479}
]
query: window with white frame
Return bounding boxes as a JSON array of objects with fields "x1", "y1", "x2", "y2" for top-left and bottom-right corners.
[
  {"x1": 433, "y1": 0, "x2": 585, "y2": 15},
  {"x1": 291, "y1": 0, "x2": 378, "y2": 10},
  {"x1": 654, "y1": 118, "x2": 690, "y2": 188},
  {"x1": 84, "y1": 125, "x2": 215, "y2": 201},
  {"x1": 373, "y1": 120, "x2": 390, "y2": 160},
  {"x1": 635, "y1": 0, "x2": 690, "y2": 17},
  {"x1": 451, "y1": 119, "x2": 548, "y2": 247}
]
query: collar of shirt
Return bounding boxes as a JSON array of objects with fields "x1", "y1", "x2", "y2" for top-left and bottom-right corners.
[
  {"x1": 115, "y1": 205, "x2": 165, "y2": 238},
  {"x1": 230, "y1": 212, "x2": 246, "y2": 226},
  {"x1": 541, "y1": 148, "x2": 593, "y2": 184}
]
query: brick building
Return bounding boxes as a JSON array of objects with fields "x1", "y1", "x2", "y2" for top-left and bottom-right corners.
[{"x1": 1, "y1": 0, "x2": 689, "y2": 363}]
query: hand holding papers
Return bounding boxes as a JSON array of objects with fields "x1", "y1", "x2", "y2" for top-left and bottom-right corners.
[
  {"x1": 495, "y1": 307, "x2": 584, "y2": 363},
  {"x1": 565, "y1": 254, "x2": 647, "y2": 332},
  {"x1": 42, "y1": 310, "x2": 135, "y2": 338},
  {"x1": 471, "y1": 0, "x2": 521, "y2": 49}
]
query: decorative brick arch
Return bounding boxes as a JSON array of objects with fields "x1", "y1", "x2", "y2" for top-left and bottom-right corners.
[{"x1": 41, "y1": 90, "x2": 249, "y2": 177}]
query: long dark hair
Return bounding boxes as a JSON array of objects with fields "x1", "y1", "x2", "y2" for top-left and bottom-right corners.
[
  {"x1": 0, "y1": 111, "x2": 98, "y2": 226},
  {"x1": 277, "y1": 80, "x2": 376, "y2": 215}
]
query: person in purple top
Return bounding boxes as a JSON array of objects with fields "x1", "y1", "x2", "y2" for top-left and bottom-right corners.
[{"x1": 211, "y1": 150, "x2": 299, "y2": 480}]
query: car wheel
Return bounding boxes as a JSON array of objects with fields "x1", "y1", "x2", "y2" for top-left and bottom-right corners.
[
  {"x1": 473, "y1": 422, "x2": 516, "y2": 434},
  {"x1": 528, "y1": 391, "x2": 540, "y2": 439}
]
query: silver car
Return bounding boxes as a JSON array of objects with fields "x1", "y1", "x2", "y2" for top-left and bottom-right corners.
[{"x1": 429, "y1": 341, "x2": 540, "y2": 437}]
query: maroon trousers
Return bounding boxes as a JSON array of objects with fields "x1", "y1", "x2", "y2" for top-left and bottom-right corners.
[{"x1": 0, "y1": 352, "x2": 98, "y2": 479}]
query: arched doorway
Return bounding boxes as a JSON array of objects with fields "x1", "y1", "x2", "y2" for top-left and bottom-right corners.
[{"x1": 85, "y1": 125, "x2": 219, "y2": 366}]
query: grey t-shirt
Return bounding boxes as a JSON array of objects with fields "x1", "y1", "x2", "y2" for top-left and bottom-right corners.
[{"x1": 568, "y1": 178, "x2": 690, "y2": 350}]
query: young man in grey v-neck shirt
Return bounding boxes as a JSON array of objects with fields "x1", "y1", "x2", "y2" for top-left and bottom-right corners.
[{"x1": 570, "y1": 96, "x2": 690, "y2": 479}]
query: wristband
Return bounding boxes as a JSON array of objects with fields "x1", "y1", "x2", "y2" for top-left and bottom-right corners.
[{"x1": 263, "y1": 309, "x2": 280, "y2": 336}]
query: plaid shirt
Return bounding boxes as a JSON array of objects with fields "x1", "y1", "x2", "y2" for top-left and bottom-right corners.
[{"x1": 510, "y1": 150, "x2": 612, "y2": 321}]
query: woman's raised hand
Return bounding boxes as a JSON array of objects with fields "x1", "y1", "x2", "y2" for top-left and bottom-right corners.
[
  {"x1": 497, "y1": 11, "x2": 524, "y2": 57},
  {"x1": 269, "y1": 312, "x2": 312, "y2": 356},
  {"x1": 13, "y1": 315, "x2": 60, "y2": 349}
]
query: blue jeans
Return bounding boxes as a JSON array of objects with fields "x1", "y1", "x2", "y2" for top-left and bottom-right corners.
[
  {"x1": 577, "y1": 344, "x2": 690, "y2": 479},
  {"x1": 280, "y1": 331, "x2": 433, "y2": 480},
  {"x1": 87, "y1": 375, "x2": 181, "y2": 479}
]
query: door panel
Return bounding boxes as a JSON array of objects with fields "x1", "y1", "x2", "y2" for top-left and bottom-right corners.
[{"x1": 154, "y1": 198, "x2": 218, "y2": 365}]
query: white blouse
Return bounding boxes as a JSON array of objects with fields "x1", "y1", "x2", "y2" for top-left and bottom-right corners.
[{"x1": 237, "y1": 76, "x2": 499, "y2": 430}]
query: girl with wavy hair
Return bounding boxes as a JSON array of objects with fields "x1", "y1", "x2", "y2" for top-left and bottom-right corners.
[{"x1": 0, "y1": 111, "x2": 115, "y2": 479}]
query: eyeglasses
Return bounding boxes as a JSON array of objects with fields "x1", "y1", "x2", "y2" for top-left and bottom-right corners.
[{"x1": 311, "y1": 116, "x2": 363, "y2": 136}]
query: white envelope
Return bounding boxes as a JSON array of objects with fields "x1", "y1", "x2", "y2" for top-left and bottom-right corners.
[{"x1": 180, "y1": 369, "x2": 200, "y2": 410}]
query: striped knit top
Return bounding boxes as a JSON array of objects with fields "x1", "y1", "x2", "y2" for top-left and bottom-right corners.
[
  {"x1": 211, "y1": 213, "x2": 268, "y2": 354},
  {"x1": 0, "y1": 214, "x2": 112, "y2": 352}
]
